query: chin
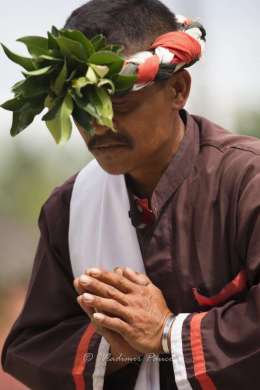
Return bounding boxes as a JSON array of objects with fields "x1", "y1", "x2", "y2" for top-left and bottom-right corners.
[{"x1": 95, "y1": 158, "x2": 129, "y2": 176}]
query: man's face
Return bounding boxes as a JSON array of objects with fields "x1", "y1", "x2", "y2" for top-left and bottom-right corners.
[{"x1": 76, "y1": 78, "x2": 178, "y2": 176}]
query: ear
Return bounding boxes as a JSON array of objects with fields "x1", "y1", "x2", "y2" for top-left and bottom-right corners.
[{"x1": 168, "y1": 69, "x2": 191, "y2": 110}]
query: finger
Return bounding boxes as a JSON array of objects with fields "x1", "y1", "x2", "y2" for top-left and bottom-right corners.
[
  {"x1": 77, "y1": 295, "x2": 95, "y2": 317},
  {"x1": 93, "y1": 312, "x2": 131, "y2": 336},
  {"x1": 113, "y1": 266, "x2": 124, "y2": 276},
  {"x1": 77, "y1": 296, "x2": 106, "y2": 332},
  {"x1": 122, "y1": 267, "x2": 151, "y2": 286},
  {"x1": 86, "y1": 268, "x2": 137, "y2": 293},
  {"x1": 74, "y1": 277, "x2": 87, "y2": 295},
  {"x1": 78, "y1": 274, "x2": 128, "y2": 305},
  {"x1": 80, "y1": 293, "x2": 131, "y2": 322}
]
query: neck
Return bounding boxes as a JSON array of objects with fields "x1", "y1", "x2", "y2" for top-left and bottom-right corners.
[{"x1": 126, "y1": 115, "x2": 186, "y2": 198}]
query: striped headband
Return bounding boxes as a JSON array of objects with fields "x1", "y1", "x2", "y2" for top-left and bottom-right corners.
[{"x1": 121, "y1": 14, "x2": 206, "y2": 91}]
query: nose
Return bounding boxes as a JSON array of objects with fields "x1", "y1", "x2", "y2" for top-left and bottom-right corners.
[{"x1": 92, "y1": 120, "x2": 111, "y2": 136}]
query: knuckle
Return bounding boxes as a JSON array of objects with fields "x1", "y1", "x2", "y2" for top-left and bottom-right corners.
[
  {"x1": 126, "y1": 310, "x2": 135, "y2": 324},
  {"x1": 117, "y1": 275, "x2": 126, "y2": 289},
  {"x1": 116, "y1": 274, "x2": 123, "y2": 284},
  {"x1": 107, "y1": 286, "x2": 118, "y2": 299},
  {"x1": 111, "y1": 299, "x2": 121, "y2": 312}
]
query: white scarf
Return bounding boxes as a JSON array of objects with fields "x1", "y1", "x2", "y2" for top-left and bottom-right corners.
[{"x1": 69, "y1": 159, "x2": 160, "y2": 389}]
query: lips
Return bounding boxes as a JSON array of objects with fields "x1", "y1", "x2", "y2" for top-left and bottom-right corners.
[{"x1": 92, "y1": 143, "x2": 128, "y2": 149}]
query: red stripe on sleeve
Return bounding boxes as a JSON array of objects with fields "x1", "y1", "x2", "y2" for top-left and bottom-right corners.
[
  {"x1": 72, "y1": 323, "x2": 96, "y2": 390},
  {"x1": 190, "y1": 312, "x2": 217, "y2": 390},
  {"x1": 193, "y1": 270, "x2": 247, "y2": 307}
]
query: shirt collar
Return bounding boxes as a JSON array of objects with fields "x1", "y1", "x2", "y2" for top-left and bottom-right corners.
[{"x1": 126, "y1": 109, "x2": 200, "y2": 221}]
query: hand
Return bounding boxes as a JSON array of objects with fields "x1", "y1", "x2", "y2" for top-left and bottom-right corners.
[
  {"x1": 76, "y1": 267, "x2": 172, "y2": 354},
  {"x1": 74, "y1": 267, "x2": 144, "y2": 371}
]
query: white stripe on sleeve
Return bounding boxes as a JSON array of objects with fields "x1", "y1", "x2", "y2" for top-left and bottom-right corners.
[{"x1": 170, "y1": 313, "x2": 193, "y2": 390}]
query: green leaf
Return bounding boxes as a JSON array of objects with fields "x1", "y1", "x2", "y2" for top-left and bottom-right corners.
[
  {"x1": 52, "y1": 61, "x2": 67, "y2": 95},
  {"x1": 90, "y1": 64, "x2": 109, "y2": 78},
  {"x1": 89, "y1": 87, "x2": 114, "y2": 129},
  {"x1": 10, "y1": 111, "x2": 34, "y2": 136},
  {"x1": 88, "y1": 50, "x2": 124, "y2": 67},
  {"x1": 72, "y1": 77, "x2": 92, "y2": 97},
  {"x1": 44, "y1": 94, "x2": 54, "y2": 108},
  {"x1": 36, "y1": 54, "x2": 63, "y2": 63},
  {"x1": 14, "y1": 76, "x2": 50, "y2": 98},
  {"x1": 17, "y1": 36, "x2": 49, "y2": 57},
  {"x1": 72, "y1": 93, "x2": 99, "y2": 120},
  {"x1": 97, "y1": 78, "x2": 115, "y2": 94},
  {"x1": 42, "y1": 95, "x2": 64, "y2": 121},
  {"x1": 47, "y1": 32, "x2": 60, "y2": 50},
  {"x1": 11, "y1": 80, "x2": 25, "y2": 93},
  {"x1": 86, "y1": 66, "x2": 98, "y2": 83},
  {"x1": 51, "y1": 26, "x2": 59, "y2": 37},
  {"x1": 106, "y1": 61, "x2": 126, "y2": 77},
  {"x1": 104, "y1": 44, "x2": 124, "y2": 54},
  {"x1": 56, "y1": 36, "x2": 87, "y2": 62},
  {"x1": 91, "y1": 35, "x2": 106, "y2": 51},
  {"x1": 1, "y1": 97, "x2": 25, "y2": 111},
  {"x1": 66, "y1": 69, "x2": 78, "y2": 83},
  {"x1": 73, "y1": 105, "x2": 94, "y2": 134},
  {"x1": 1, "y1": 43, "x2": 36, "y2": 71},
  {"x1": 112, "y1": 74, "x2": 136, "y2": 92},
  {"x1": 45, "y1": 92, "x2": 74, "y2": 144},
  {"x1": 9, "y1": 98, "x2": 44, "y2": 136},
  {"x1": 60, "y1": 29, "x2": 95, "y2": 58},
  {"x1": 23, "y1": 65, "x2": 53, "y2": 77}
]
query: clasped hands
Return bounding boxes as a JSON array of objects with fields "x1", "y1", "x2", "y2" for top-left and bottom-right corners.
[{"x1": 74, "y1": 266, "x2": 172, "y2": 357}]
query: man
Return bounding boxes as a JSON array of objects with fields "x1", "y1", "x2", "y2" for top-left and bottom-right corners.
[{"x1": 2, "y1": 1, "x2": 260, "y2": 389}]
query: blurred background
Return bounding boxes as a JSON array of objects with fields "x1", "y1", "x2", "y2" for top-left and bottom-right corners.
[{"x1": 0, "y1": 0, "x2": 260, "y2": 388}]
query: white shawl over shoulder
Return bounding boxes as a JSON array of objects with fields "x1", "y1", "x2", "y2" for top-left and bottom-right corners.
[{"x1": 69, "y1": 159, "x2": 160, "y2": 390}]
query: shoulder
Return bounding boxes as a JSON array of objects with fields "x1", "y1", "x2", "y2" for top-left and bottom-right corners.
[
  {"x1": 42, "y1": 173, "x2": 79, "y2": 219},
  {"x1": 192, "y1": 113, "x2": 260, "y2": 178},
  {"x1": 192, "y1": 114, "x2": 260, "y2": 157},
  {"x1": 40, "y1": 159, "x2": 101, "y2": 229},
  {"x1": 35, "y1": 172, "x2": 82, "y2": 271},
  {"x1": 189, "y1": 114, "x2": 260, "y2": 205}
]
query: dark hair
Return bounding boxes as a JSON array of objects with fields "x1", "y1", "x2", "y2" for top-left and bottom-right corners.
[{"x1": 64, "y1": 0, "x2": 178, "y2": 53}]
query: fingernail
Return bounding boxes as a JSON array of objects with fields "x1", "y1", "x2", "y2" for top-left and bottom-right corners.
[
  {"x1": 83, "y1": 293, "x2": 94, "y2": 302},
  {"x1": 125, "y1": 267, "x2": 135, "y2": 274},
  {"x1": 114, "y1": 267, "x2": 123, "y2": 275},
  {"x1": 79, "y1": 275, "x2": 91, "y2": 285},
  {"x1": 93, "y1": 313, "x2": 105, "y2": 321},
  {"x1": 87, "y1": 268, "x2": 101, "y2": 276}
]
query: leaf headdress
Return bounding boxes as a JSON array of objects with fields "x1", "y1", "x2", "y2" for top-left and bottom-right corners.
[{"x1": 1, "y1": 16, "x2": 206, "y2": 144}]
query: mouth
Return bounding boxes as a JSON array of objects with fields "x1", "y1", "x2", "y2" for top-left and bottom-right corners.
[
  {"x1": 92, "y1": 144, "x2": 129, "y2": 153},
  {"x1": 92, "y1": 144, "x2": 129, "y2": 150}
]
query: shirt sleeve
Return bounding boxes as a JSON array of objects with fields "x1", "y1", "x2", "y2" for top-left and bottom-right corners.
[
  {"x1": 1, "y1": 192, "x2": 108, "y2": 390},
  {"x1": 169, "y1": 155, "x2": 260, "y2": 390}
]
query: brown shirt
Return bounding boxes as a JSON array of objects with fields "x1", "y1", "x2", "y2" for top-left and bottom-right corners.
[{"x1": 2, "y1": 109, "x2": 260, "y2": 390}]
